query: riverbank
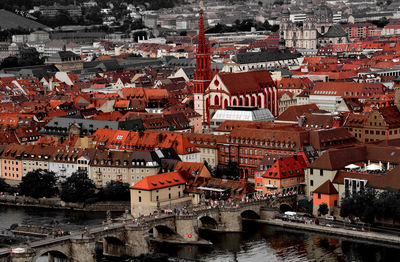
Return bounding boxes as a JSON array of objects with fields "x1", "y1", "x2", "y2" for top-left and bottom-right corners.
[
  {"x1": 0, "y1": 195, "x2": 130, "y2": 212},
  {"x1": 249, "y1": 218, "x2": 400, "y2": 246}
]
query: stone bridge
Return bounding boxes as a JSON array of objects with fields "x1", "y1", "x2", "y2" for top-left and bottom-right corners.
[{"x1": 0, "y1": 195, "x2": 297, "y2": 262}]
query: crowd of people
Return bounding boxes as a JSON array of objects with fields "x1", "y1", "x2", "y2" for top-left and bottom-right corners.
[{"x1": 126, "y1": 191, "x2": 299, "y2": 224}]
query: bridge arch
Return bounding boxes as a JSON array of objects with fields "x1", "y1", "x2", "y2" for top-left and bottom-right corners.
[
  {"x1": 150, "y1": 225, "x2": 177, "y2": 240},
  {"x1": 34, "y1": 250, "x2": 69, "y2": 262},
  {"x1": 198, "y1": 215, "x2": 218, "y2": 229},
  {"x1": 279, "y1": 203, "x2": 293, "y2": 213},
  {"x1": 241, "y1": 210, "x2": 260, "y2": 219},
  {"x1": 103, "y1": 236, "x2": 126, "y2": 257}
]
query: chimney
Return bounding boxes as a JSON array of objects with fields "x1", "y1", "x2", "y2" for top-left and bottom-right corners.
[{"x1": 332, "y1": 116, "x2": 343, "y2": 128}]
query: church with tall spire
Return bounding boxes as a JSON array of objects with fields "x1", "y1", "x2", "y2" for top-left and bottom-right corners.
[
  {"x1": 193, "y1": 4, "x2": 212, "y2": 127},
  {"x1": 193, "y1": 3, "x2": 278, "y2": 130}
]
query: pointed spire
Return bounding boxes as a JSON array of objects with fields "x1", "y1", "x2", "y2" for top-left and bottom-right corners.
[
  {"x1": 194, "y1": 4, "x2": 211, "y2": 87},
  {"x1": 197, "y1": 8, "x2": 206, "y2": 54}
]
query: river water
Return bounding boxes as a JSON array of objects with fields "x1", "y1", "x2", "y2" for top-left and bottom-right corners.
[
  {"x1": 1, "y1": 206, "x2": 399, "y2": 262},
  {"x1": 154, "y1": 222, "x2": 400, "y2": 262}
]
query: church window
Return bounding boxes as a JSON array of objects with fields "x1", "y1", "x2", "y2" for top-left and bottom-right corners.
[{"x1": 214, "y1": 96, "x2": 220, "y2": 105}]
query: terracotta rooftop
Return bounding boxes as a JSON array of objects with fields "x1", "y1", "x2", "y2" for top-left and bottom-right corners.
[{"x1": 130, "y1": 171, "x2": 186, "y2": 190}]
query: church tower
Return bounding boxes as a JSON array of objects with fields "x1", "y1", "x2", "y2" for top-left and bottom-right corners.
[{"x1": 193, "y1": 4, "x2": 212, "y2": 126}]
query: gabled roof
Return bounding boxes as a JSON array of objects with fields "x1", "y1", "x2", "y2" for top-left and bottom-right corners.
[
  {"x1": 130, "y1": 171, "x2": 186, "y2": 190},
  {"x1": 313, "y1": 180, "x2": 338, "y2": 195},
  {"x1": 276, "y1": 104, "x2": 323, "y2": 122},
  {"x1": 217, "y1": 70, "x2": 274, "y2": 95},
  {"x1": 379, "y1": 106, "x2": 400, "y2": 128},
  {"x1": 344, "y1": 113, "x2": 369, "y2": 128},
  {"x1": 175, "y1": 161, "x2": 211, "y2": 178},
  {"x1": 261, "y1": 154, "x2": 308, "y2": 181},
  {"x1": 311, "y1": 82, "x2": 386, "y2": 98},
  {"x1": 310, "y1": 144, "x2": 400, "y2": 170},
  {"x1": 320, "y1": 24, "x2": 348, "y2": 38}
]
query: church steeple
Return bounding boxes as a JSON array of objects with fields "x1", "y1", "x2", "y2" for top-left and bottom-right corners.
[{"x1": 193, "y1": 5, "x2": 211, "y2": 94}]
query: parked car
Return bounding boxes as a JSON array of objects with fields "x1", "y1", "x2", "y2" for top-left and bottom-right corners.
[{"x1": 326, "y1": 216, "x2": 336, "y2": 221}]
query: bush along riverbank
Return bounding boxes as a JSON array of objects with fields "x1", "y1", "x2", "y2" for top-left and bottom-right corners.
[{"x1": 0, "y1": 194, "x2": 130, "y2": 212}]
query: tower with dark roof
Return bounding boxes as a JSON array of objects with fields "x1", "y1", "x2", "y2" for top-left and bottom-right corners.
[{"x1": 193, "y1": 5, "x2": 212, "y2": 127}]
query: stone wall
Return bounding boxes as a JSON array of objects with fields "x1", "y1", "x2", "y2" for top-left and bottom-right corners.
[
  {"x1": 175, "y1": 215, "x2": 199, "y2": 241},
  {"x1": 260, "y1": 207, "x2": 278, "y2": 220},
  {"x1": 219, "y1": 209, "x2": 242, "y2": 232}
]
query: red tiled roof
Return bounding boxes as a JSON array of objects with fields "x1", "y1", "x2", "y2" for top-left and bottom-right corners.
[
  {"x1": 217, "y1": 70, "x2": 274, "y2": 95},
  {"x1": 344, "y1": 113, "x2": 369, "y2": 127},
  {"x1": 114, "y1": 100, "x2": 130, "y2": 108},
  {"x1": 379, "y1": 106, "x2": 400, "y2": 128},
  {"x1": 311, "y1": 82, "x2": 386, "y2": 98},
  {"x1": 276, "y1": 104, "x2": 323, "y2": 122},
  {"x1": 175, "y1": 161, "x2": 211, "y2": 178},
  {"x1": 91, "y1": 129, "x2": 199, "y2": 155},
  {"x1": 130, "y1": 171, "x2": 186, "y2": 190}
]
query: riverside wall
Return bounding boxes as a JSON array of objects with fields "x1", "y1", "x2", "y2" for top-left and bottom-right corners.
[
  {"x1": 256, "y1": 219, "x2": 400, "y2": 246},
  {"x1": 0, "y1": 194, "x2": 130, "y2": 212}
]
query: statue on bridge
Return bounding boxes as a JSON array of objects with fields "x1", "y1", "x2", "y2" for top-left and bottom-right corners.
[{"x1": 106, "y1": 210, "x2": 112, "y2": 224}]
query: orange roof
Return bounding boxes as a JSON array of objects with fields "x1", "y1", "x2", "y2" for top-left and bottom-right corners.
[
  {"x1": 114, "y1": 100, "x2": 130, "y2": 108},
  {"x1": 175, "y1": 161, "x2": 211, "y2": 178},
  {"x1": 91, "y1": 129, "x2": 199, "y2": 155},
  {"x1": 261, "y1": 154, "x2": 308, "y2": 180},
  {"x1": 130, "y1": 171, "x2": 186, "y2": 190},
  {"x1": 144, "y1": 88, "x2": 169, "y2": 100}
]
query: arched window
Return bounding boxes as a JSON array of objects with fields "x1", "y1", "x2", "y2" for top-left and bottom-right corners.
[
  {"x1": 214, "y1": 96, "x2": 220, "y2": 105},
  {"x1": 245, "y1": 97, "x2": 250, "y2": 106},
  {"x1": 232, "y1": 98, "x2": 237, "y2": 106},
  {"x1": 224, "y1": 99, "x2": 228, "y2": 108}
]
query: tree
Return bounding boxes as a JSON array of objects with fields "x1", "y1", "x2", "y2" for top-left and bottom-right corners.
[
  {"x1": 0, "y1": 56, "x2": 19, "y2": 69},
  {"x1": 297, "y1": 199, "x2": 312, "y2": 214},
  {"x1": 84, "y1": 6, "x2": 103, "y2": 25},
  {"x1": 19, "y1": 47, "x2": 43, "y2": 67},
  {"x1": 60, "y1": 171, "x2": 96, "y2": 202},
  {"x1": 99, "y1": 180, "x2": 130, "y2": 201},
  {"x1": 0, "y1": 178, "x2": 10, "y2": 193},
  {"x1": 318, "y1": 203, "x2": 329, "y2": 216},
  {"x1": 374, "y1": 189, "x2": 400, "y2": 225},
  {"x1": 215, "y1": 161, "x2": 240, "y2": 180},
  {"x1": 19, "y1": 169, "x2": 58, "y2": 198},
  {"x1": 340, "y1": 187, "x2": 377, "y2": 223}
]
